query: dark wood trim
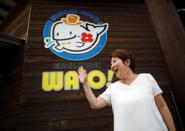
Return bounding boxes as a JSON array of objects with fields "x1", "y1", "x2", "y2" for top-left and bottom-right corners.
[
  {"x1": 145, "y1": 0, "x2": 185, "y2": 129},
  {"x1": 0, "y1": 33, "x2": 23, "y2": 47}
]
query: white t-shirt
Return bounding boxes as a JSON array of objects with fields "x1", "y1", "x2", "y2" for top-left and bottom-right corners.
[{"x1": 100, "y1": 73, "x2": 168, "y2": 131}]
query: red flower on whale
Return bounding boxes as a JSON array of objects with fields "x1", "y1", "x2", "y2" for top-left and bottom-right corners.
[{"x1": 81, "y1": 32, "x2": 93, "y2": 43}]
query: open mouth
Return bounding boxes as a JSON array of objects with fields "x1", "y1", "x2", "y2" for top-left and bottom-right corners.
[{"x1": 112, "y1": 68, "x2": 118, "y2": 74}]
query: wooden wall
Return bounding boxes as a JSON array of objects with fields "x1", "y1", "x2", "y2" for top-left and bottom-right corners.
[
  {"x1": 0, "y1": 2, "x2": 31, "y2": 39},
  {"x1": 0, "y1": 58, "x2": 22, "y2": 131},
  {"x1": 18, "y1": 0, "x2": 183, "y2": 130},
  {"x1": 0, "y1": 39, "x2": 25, "y2": 131},
  {"x1": 0, "y1": 2, "x2": 30, "y2": 131}
]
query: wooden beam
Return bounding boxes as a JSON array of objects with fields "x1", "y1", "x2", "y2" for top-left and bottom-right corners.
[
  {"x1": 0, "y1": 32, "x2": 23, "y2": 47},
  {"x1": 145, "y1": 0, "x2": 185, "y2": 128}
]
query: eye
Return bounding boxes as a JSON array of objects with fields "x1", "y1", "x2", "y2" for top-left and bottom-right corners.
[
  {"x1": 56, "y1": 32, "x2": 59, "y2": 36},
  {"x1": 70, "y1": 31, "x2": 72, "y2": 35},
  {"x1": 111, "y1": 60, "x2": 115, "y2": 65}
]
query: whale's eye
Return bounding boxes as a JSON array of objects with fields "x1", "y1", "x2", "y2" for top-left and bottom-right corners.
[
  {"x1": 70, "y1": 31, "x2": 72, "y2": 35},
  {"x1": 56, "y1": 32, "x2": 59, "y2": 36}
]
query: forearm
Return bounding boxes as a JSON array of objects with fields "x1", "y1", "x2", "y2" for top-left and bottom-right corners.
[
  {"x1": 83, "y1": 82, "x2": 98, "y2": 108},
  {"x1": 160, "y1": 105, "x2": 176, "y2": 131}
]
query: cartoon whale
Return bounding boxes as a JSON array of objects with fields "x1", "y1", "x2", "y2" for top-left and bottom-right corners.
[{"x1": 46, "y1": 14, "x2": 108, "y2": 54}]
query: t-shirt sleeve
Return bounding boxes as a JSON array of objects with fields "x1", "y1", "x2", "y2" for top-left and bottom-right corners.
[
  {"x1": 148, "y1": 74, "x2": 163, "y2": 96},
  {"x1": 99, "y1": 86, "x2": 111, "y2": 105}
]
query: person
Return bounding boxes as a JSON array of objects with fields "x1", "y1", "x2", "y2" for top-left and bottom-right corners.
[{"x1": 77, "y1": 49, "x2": 176, "y2": 131}]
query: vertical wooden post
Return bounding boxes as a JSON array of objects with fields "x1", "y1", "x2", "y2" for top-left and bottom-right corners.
[{"x1": 145, "y1": 0, "x2": 185, "y2": 128}]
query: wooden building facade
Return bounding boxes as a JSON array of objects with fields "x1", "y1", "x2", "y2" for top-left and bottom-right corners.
[{"x1": 0, "y1": 0, "x2": 185, "y2": 131}]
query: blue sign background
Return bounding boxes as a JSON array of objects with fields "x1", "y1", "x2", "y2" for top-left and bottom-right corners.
[{"x1": 43, "y1": 9, "x2": 108, "y2": 61}]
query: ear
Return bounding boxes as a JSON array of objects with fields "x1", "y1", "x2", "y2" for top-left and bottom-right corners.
[{"x1": 125, "y1": 59, "x2": 131, "y2": 66}]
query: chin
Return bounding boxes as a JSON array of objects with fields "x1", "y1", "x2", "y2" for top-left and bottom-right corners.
[{"x1": 115, "y1": 73, "x2": 121, "y2": 79}]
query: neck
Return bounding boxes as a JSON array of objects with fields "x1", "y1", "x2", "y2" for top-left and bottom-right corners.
[{"x1": 120, "y1": 70, "x2": 137, "y2": 84}]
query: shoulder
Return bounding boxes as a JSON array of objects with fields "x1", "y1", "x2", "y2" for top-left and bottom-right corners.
[
  {"x1": 137, "y1": 73, "x2": 156, "y2": 83},
  {"x1": 108, "y1": 81, "x2": 121, "y2": 89},
  {"x1": 139, "y1": 73, "x2": 158, "y2": 85},
  {"x1": 139, "y1": 73, "x2": 153, "y2": 79}
]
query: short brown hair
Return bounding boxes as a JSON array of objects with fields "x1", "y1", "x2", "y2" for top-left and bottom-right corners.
[{"x1": 111, "y1": 49, "x2": 135, "y2": 72}]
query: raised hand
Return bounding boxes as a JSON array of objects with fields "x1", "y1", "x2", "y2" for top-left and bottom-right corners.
[{"x1": 77, "y1": 66, "x2": 88, "y2": 84}]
